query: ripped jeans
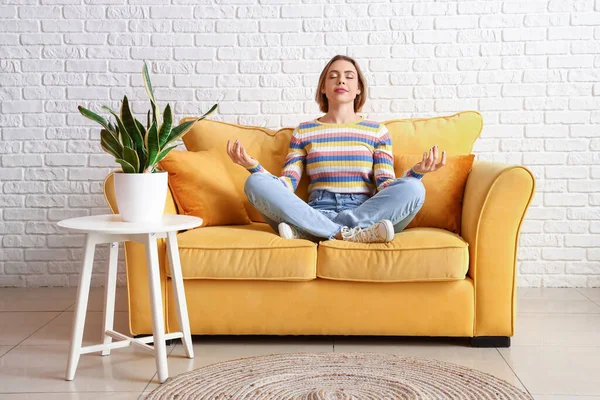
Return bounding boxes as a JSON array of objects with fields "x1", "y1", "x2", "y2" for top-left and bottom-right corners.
[{"x1": 244, "y1": 173, "x2": 426, "y2": 242}]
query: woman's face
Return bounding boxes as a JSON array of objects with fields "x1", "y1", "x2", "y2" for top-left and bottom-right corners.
[{"x1": 321, "y1": 60, "x2": 361, "y2": 108}]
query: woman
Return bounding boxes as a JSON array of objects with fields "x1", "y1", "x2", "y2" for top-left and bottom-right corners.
[{"x1": 226, "y1": 55, "x2": 446, "y2": 243}]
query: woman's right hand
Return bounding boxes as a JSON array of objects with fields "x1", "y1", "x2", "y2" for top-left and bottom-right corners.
[{"x1": 226, "y1": 139, "x2": 257, "y2": 168}]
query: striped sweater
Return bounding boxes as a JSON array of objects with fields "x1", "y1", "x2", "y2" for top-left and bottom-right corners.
[{"x1": 246, "y1": 115, "x2": 424, "y2": 195}]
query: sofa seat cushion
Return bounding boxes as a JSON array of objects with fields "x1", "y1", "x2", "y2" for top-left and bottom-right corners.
[
  {"x1": 317, "y1": 227, "x2": 469, "y2": 283},
  {"x1": 170, "y1": 223, "x2": 317, "y2": 281}
]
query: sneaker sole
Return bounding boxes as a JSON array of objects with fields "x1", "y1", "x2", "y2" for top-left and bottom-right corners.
[
  {"x1": 381, "y1": 220, "x2": 395, "y2": 242},
  {"x1": 278, "y1": 222, "x2": 294, "y2": 239}
]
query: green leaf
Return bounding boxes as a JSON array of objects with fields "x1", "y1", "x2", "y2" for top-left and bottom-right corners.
[
  {"x1": 146, "y1": 110, "x2": 151, "y2": 131},
  {"x1": 115, "y1": 158, "x2": 136, "y2": 174},
  {"x1": 122, "y1": 146, "x2": 140, "y2": 173},
  {"x1": 78, "y1": 106, "x2": 112, "y2": 132},
  {"x1": 144, "y1": 120, "x2": 160, "y2": 168},
  {"x1": 121, "y1": 96, "x2": 144, "y2": 152},
  {"x1": 102, "y1": 106, "x2": 133, "y2": 149},
  {"x1": 100, "y1": 129, "x2": 123, "y2": 159},
  {"x1": 201, "y1": 103, "x2": 218, "y2": 119},
  {"x1": 107, "y1": 121, "x2": 116, "y2": 134},
  {"x1": 158, "y1": 104, "x2": 173, "y2": 148},
  {"x1": 154, "y1": 144, "x2": 177, "y2": 165},
  {"x1": 142, "y1": 61, "x2": 160, "y2": 127},
  {"x1": 164, "y1": 118, "x2": 199, "y2": 146}
]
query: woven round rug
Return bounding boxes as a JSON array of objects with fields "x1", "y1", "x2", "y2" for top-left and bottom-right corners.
[{"x1": 147, "y1": 352, "x2": 532, "y2": 399}]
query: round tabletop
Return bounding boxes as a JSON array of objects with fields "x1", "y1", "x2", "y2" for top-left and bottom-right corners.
[{"x1": 57, "y1": 214, "x2": 203, "y2": 234}]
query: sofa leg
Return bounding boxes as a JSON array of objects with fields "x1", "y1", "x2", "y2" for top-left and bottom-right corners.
[{"x1": 470, "y1": 336, "x2": 511, "y2": 348}]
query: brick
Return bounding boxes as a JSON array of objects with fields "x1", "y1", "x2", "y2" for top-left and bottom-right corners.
[
  {"x1": 414, "y1": 31, "x2": 455, "y2": 44},
  {"x1": 525, "y1": 14, "x2": 569, "y2": 27},
  {"x1": 500, "y1": 112, "x2": 543, "y2": 124},
  {"x1": 390, "y1": 17, "x2": 433, "y2": 31},
  {"x1": 2, "y1": 100, "x2": 43, "y2": 113},
  {"x1": 542, "y1": 248, "x2": 586, "y2": 261},
  {"x1": 86, "y1": 20, "x2": 127, "y2": 32},
  {"x1": 413, "y1": 2, "x2": 454, "y2": 15},
  {"x1": 48, "y1": 209, "x2": 89, "y2": 221},
  {"x1": 543, "y1": 275, "x2": 588, "y2": 287},
  {"x1": 2, "y1": 155, "x2": 43, "y2": 167},
  {"x1": 524, "y1": 98, "x2": 568, "y2": 110},
  {"x1": 546, "y1": 112, "x2": 589, "y2": 124},
  {"x1": 25, "y1": 195, "x2": 67, "y2": 208},
  {"x1": 24, "y1": 141, "x2": 65, "y2": 153},
  {"x1": 548, "y1": 83, "x2": 592, "y2": 96},
  {"x1": 568, "y1": 207, "x2": 600, "y2": 220},
  {"x1": 458, "y1": 2, "x2": 500, "y2": 14},
  {"x1": 0, "y1": 249, "x2": 24, "y2": 261},
  {"x1": 45, "y1": 154, "x2": 87, "y2": 166},
  {"x1": 523, "y1": 153, "x2": 567, "y2": 165},
  {"x1": 503, "y1": 28, "x2": 545, "y2": 41},
  {"x1": 26, "y1": 275, "x2": 69, "y2": 288},
  {"x1": 548, "y1": 27, "x2": 593, "y2": 40},
  {"x1": 572, "y1": 13, "x2": 600, "y2": 25},
  {"x1": 569, "y1": 180, "x2": 600, "y2": 193},
  {"x1": 238, "y1": 33, "x2": 280, "y2": 47},
  {"x1": 526, "y1": 41, "x2": 570, "y2": 55},
  {"x1": 480, "y1": 15, "x2": 524, "y2": 28},
  {"x1": 521, "y1": 262, "x2": 565, "y2": 275},
  {"x1": 47, "y1": 181, "x2": 89, "y2": 194},
  {"x1": 544, "y1": 193, "x2": 588, "y2": 207},
  {"x1": 217, "y1": 102, "x2": 259, "y2": 115},
  {"x1": 545, "y1": 221, "x2": 589, "y2": 233},
  {"x1": 217, "y1": 47, "x2": 258, "y2": 60},
  {"x1": 48, "y1": 235, "x2": 85, "y2": 248},
  {"x1": 4, "y1": 262, "x2": 47, "y2": 275},
  {"x1": 283, "y1": 5, "x2": 322, "y2": 18},
  {"x1": 549, "y1": 55, "x2": 595, "y2": 69},
  {"x1": 3, "y1": 208, "x2": 46, "y2": 221},
  {"x1": 0, "y1": 167, "x2": 22, "y2": 180}
]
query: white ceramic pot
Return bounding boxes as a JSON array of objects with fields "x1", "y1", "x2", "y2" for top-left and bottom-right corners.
[{"x1": 113, "y1": 171, "x2": 168, "y2": 223}]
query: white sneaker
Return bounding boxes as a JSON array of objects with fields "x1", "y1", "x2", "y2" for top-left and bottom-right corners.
[
  {"x1": 278, "y1": 222, "x2": 300, "y2": 239},
  {"x1": 341, "y1": 220, "x2": 395, "y2": 243}
]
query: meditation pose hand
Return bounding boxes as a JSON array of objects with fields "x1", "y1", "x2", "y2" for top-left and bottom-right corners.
[{"x1": 412, "y1": 145, "x2": 446, "y2": 175}]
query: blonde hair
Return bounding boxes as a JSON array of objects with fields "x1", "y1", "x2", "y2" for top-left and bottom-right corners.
[{"x1": 315, "y1": 55, "x2": 367, "y2": 113}]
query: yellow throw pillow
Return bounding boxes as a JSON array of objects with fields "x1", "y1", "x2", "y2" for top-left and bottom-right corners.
[
  {"x1": 395, "y1": 154, "x2": 476, "y2": 235},
  {"x1": 181, "y1": 119, "x2": 311, "y2": 223},
  {"x1": 158, "y1": 150, "x2": 251, "y2": 227}
]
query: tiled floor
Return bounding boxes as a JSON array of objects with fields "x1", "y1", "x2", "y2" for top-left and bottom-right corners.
[{"x1": 0, "y1": 287, "x2": 599, "y2": 399}]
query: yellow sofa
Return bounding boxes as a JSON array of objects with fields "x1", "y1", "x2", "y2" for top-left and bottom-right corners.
[{"x1": 102, "y1": 111, "x2": 536, "y2": 347}]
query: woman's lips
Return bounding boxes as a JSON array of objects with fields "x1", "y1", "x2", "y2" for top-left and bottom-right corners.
[{"x1": 335, "y1": 89, "x2": 348, "y2": 93}]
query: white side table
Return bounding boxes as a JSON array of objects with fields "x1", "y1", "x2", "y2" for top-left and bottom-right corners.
[{"x1": 57, "y1": 214, "x2": 203, "y2": 384}]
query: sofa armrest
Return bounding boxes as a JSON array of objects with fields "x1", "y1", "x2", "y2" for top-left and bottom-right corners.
[
  {"x1": 461, "y1": 160, "x2": 536, "y2": 337},
  {"x1": 103, "y1": 171, "x2": 179, "y2": 335}
]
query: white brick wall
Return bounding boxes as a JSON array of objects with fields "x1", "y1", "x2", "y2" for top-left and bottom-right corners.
[{"x1": 1, "y1": 0, "x2": 599, "y2": 288}]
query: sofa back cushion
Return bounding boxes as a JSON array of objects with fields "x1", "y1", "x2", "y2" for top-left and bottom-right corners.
[{"x1": 181, "y1": 111, "x2": 483, "y2": 224}]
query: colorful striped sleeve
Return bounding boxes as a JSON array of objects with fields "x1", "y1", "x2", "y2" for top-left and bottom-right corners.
[
  {"x1": 404, "y1": 168, "x2": 425, "y2": 179},
  {"x1": 245, "y1": 127, "x2": 306, "y2": 192},
  {"x1": 278, "y1": 127, "x2": 306, "y2": 192},
  {"x1": 373, "y1": 124, "x2": 397, "y2": 192}
]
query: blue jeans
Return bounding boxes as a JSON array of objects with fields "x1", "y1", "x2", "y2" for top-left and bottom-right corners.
[{"x1": 244, "y1": 173, "x2": 426, "y2": 242}]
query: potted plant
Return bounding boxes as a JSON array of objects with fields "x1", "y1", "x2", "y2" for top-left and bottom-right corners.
[{"x1": 78, "y1": 61, "x2": 217, "y2": 223}]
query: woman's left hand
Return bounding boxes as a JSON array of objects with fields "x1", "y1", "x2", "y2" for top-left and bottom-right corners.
[{"x1": 412, "y1": 145, "x2": 446, "y2": 175}]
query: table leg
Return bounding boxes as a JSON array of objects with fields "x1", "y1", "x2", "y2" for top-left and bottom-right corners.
[
  {"x1": 145, "y1": 233, "x2": 169, "y2": 384},
  {"x1": 101, "y1": 242, "x2": 119, "y2": 356},
  {"x1": 65, "y1": 233, "x2": 97, "y2": 381},
  {"x1": 166, "y1": 231, "x2": 194, "y2": 359}
]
